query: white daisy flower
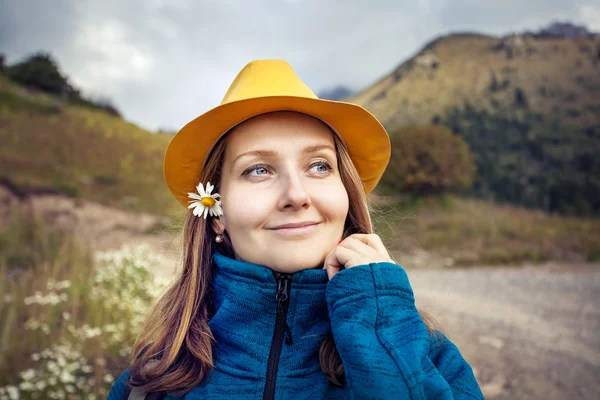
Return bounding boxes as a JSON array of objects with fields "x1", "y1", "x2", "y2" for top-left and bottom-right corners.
[{"x1": 187, "y1": 181, "x2": 224, "y2": 219}]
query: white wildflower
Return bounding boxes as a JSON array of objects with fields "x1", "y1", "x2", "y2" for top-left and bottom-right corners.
[
  {"x1": 18, "y1": 369, "x2": 36, "y2": 381},
  {"x1": 5, "y1": 386, "x2": 18, "y2": 400},
  {"x1": 55, "y1": 280, "x2": 71, "y2": 290},
  {"x1": 187, "y1": 181, "x2": 224, "y2": 219}
]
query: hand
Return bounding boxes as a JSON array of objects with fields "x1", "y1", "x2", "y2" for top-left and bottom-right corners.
[{"x1": 323, "y1": 233, "x2": 394, "y2": 280}]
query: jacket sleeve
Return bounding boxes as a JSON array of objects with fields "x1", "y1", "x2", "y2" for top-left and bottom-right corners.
[
  {"x1": 326, "y1": 262, "x2": 484, "y2": 400},
  {"x1": 106, "y1": 368, "x2": 130, "y2": 400}
]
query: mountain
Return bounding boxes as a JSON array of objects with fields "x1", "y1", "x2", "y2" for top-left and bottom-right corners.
[
  {"x1": 530, "y1": 21, "x2": 599, "y2": 39},
  {"x1": 347, "y1": 29, "x2": 600, "y2": 216},
  {"x1": 317, "y1": 85, "x2": 355, "y2": 101},
  {"x1": 348, "y1": 32, "x2": 599, "y2": 131}
]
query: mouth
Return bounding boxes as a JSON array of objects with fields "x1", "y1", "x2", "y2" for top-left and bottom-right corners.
[{"x1": 267, "y1": 222, "x2": 321, "y2": 237}]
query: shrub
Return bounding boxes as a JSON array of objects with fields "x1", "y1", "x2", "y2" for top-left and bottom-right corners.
[
  {"x1": 6, "y1": 51, "x2": 122, "y2": 117},
  {"x1": 378, "y1": 125, "x2": 476, "y2": 195},
  {"x1": 7, "y1": 52, "x2": 76, "y2": 99}
]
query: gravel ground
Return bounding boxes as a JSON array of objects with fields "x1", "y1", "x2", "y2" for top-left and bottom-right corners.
[{"x1": 407, "y1": 264, "x2": 600, "y2": 400}]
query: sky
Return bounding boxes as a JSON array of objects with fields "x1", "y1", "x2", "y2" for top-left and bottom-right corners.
[{"x1": 1, "y1": 0, "x2": 598, "y2": 132}]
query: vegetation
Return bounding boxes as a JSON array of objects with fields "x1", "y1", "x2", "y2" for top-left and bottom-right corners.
[
  {"x1": 0, "y1": 75, "x2": 181, "y2": 218},
  {"x1": 348, "y1": 33, "x2": 599, "y2": 216},
  {"x1": 5, "y1": 52, "x2": 121, "y2": 117},
  {"x1": 378, "y1": 125, "x2": 475, "y2": 196},
  {"x1": 0, "y1": 208, "x2": 169, "y2": 399},
  {"x1": 371, "y1": 195, "x2": 600, "y2": 266},
  {"x1": 441, "y1": 104, "x2": 600, "y2": 216}
]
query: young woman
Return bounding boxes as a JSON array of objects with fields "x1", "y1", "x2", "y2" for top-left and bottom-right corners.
[{"x1": 108, "y1": 60, "x2": 484, "y2": 399}]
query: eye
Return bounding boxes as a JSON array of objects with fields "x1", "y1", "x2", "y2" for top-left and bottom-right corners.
[
  {"x1": 243, "y1": 164, "x2": 271, "y2": 177},
  {"x1": 309, "y1": 160, "x2": 333, "y2": 175}
]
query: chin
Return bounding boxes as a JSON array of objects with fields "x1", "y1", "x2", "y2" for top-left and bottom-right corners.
[{"x1": 268, "y1": 250, "x2": 326, "y2": 271}]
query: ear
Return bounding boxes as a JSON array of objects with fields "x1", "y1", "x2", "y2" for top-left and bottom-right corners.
[{"x1": 211, "y1": 217, "x2": 225, "y2": 235}]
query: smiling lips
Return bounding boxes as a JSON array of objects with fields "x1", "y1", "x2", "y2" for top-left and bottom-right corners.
[{"x1": 268, "y1": 221, "x2": 321, "y2": 237}]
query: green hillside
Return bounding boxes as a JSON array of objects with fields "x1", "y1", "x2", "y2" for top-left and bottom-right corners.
[
  {"x1": 0, "y1": 75, "x2": 181, "y2": 217},
  {"x1": 349, "y1": 33, "x2": 600, "y2": 215}
]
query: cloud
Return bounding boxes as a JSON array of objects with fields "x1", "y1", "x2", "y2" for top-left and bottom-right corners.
[
  {"x1": 579, "y1": 4, "x2": 600, "y2": 31},
  {"x1": 0, "y1": 0, "x2": 595, "y2": 131}
]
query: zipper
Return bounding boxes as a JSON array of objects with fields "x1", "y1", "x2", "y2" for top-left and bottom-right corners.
[{"x1": 263, "y1": 271, "x2": 294, "y2": 400}]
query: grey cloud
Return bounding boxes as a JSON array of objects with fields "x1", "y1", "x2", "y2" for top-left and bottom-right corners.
[{"x1": 0, "y1": 0, "x2": 596, "y2": 131}]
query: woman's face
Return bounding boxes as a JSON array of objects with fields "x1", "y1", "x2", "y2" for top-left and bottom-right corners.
[{"x1": 213, "y1": 111, "x2": 349, "y2": 273}]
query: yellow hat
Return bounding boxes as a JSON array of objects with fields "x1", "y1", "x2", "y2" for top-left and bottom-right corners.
[{"x1": 164, "y1": 59, "x2": 391, "y2": 208}]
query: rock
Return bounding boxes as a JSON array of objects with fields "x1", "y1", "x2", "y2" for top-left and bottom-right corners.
[
  {"x1": 414, "y1": 50, "x2": 440, "y2": 69},
  {"x1": 493, "y1": 34, "x2": 537, "y2": 59}
]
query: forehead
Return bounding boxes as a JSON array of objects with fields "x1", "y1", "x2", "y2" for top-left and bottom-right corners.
[{"x1": 224, "y1": 112, "x2": 336, "y2": 155}]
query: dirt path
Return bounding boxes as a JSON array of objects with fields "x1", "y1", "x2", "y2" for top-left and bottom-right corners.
[
  {"x1": 0, "y1": 187, "x2": 182, "y2": 277},
  {"x1": 408, "y1": 265, "x2": 600, "y2": 399}
]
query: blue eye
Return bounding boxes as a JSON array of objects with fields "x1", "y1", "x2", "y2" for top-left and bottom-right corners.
[
  {"x1": 310, "y1": 160, "x2": 333, "y2": 174},
  {"x1": 243, "y1": 164, "x2": 270, "y2": 176}
]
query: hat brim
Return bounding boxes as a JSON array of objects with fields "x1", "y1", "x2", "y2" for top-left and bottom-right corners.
[{"x1": 164, "y1": 96, "x2": 391, "y2": 207}]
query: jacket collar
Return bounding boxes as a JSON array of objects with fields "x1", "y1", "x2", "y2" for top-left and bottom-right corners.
[{"x1": 209, "y1": 251, "x2": 331, "y2": 378}]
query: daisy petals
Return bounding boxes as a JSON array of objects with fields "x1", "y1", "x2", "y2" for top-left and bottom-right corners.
[
  {"x1": 188, "y1": 193, "x2": 203, "y2": 200},
  {"x1": 196, "y1": 183, "x2": 206, "y2": 198},
  {"x1": 189, "y1": 181, "x2": 223, "y2": 219}
]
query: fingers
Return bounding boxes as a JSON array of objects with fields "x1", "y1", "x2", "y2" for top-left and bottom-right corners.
[
  {"x1": 323, "y1": 233, "x2": 393, "y2": 280},
  {"x1": 323, "y1": 246, "x2": 363, "y2": 280},
  {"x1": 338, "y1": 237, "x2": 373, "y2": 257},
  {"x1": 343, "y1": 233, "x2": 391, "y2": 260}
]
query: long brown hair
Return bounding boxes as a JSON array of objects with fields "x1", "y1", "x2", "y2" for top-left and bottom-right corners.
[{"x1": 127, "y1": 112, "x2": 435, "y2": 395}]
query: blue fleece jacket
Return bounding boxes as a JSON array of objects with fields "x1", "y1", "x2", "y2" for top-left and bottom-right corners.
[{"x1": 108, "y1": 252, "x2": 483, "y2": 399}]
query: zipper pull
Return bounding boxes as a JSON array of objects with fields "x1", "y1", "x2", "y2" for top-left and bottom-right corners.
[
  {"x1": 275, "y1": 272, "x2": 293, "y2": 345},
  {"x1": 275, "y1": 272, "x2": 291, "y2": 302}
]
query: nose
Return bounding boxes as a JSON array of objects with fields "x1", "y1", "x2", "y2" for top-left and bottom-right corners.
[{"x1": 277, "y1": 171, "x2": 312, "y2": 211}]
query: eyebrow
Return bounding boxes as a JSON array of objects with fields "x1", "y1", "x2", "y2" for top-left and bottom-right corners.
[{"x1": 232, "y1": 144, "x2": 336, "y2": 165}]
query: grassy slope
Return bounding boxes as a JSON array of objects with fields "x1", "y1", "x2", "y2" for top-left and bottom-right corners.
[
  {"x1": 0, "y1": 75, "x2": 182, "y2": 218},
  {"x1": 372, "y1": 195, "x2": 600, "y2": 266},
  {"x1": 349, "y1": 34, "x2": 600, "y2": 132}
]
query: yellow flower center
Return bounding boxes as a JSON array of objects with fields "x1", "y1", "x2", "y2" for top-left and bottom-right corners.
[{"x1": 201, "y1": 197, "x2": 215, "y2": 207}]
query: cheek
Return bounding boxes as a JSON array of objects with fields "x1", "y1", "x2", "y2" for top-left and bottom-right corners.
[
  {"x1": 315, "y1": 182, "x2": 349, "y2": 222},
  {"x1": 221, "y1": 189, "x2": 272, "y2": 230}
]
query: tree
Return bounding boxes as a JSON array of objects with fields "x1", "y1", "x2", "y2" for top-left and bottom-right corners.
[
  {"x1": 6, "y1": 51, "x2": 122, "y2": 117},
  {"x1": 442, "y1": 105, "x2": 600, "y2": 216},
  {"x1": 379, "y1": 125, "x2": 476, "y2": 195},
  {"x1": 7, "y1": 51, "x2": 77, "y2": 98}
]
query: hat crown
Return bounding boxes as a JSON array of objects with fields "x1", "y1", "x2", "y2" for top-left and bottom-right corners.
[{"x1": 221, "y1": 59, "x2": 318, "y2": 105}]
